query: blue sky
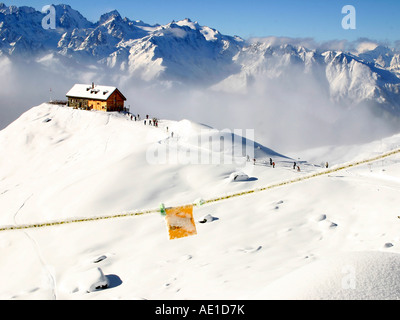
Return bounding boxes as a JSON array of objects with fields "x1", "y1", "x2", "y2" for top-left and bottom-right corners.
[{"x1": 6, "y1": 0, "x2": 400, "y2": 43}]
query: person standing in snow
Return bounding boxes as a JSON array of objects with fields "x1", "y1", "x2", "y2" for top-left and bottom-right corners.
[
  {"x1": 270, "y1": 158, "x2": 273, "y2": 166},
  {"x1": 325, "y1": 162, "x2": 329, "y2": 169},
  {"x1": 293, "y1": 162, "x2": 297, "y2": 170},
  {"x1": 272, "y1": 162, "x2": 275, "y2": 168}
]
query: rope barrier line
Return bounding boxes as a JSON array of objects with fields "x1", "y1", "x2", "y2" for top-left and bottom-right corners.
[
  {"x1": 0, "y1": 209, "x2": 160, "y2": 233},
  {"x1": 1, "y1": 147, "x2": 400, "y2": 233},
  {"x1": 201, "y1": 147, "x2": 400, "y2": 205}
]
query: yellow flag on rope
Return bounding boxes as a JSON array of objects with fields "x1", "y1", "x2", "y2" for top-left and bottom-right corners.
[{"x1": 165, "y1": 205, "x2": 197, "y2": 240}]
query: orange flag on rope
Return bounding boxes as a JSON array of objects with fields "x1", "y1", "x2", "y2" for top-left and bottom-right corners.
[{"x1": 165, "y1": 205, "x2": 197, "y2": 240}]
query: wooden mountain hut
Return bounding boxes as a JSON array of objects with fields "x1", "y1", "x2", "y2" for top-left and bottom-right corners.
[{"x1": 66, "y1": 83, "x2": 127, "y2": 112}]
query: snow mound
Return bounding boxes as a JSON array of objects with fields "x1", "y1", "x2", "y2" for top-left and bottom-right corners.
[
  {"x1": 257, "y1": 251, "x2": 400, "y2": 300},
  {"x1": 168, "y1": 119, "x2": 212, "y2": 137},
  {"x1": 229, "y1": 172, "x2": 249, "y2": 181},
  {"x1": 60, "y1": 267, "x2": 109, "y2": 294},
  {"x1": 198, "y1": 214, "x2": 218, "y2": 224},
  {"x1": 166, "y1": 119, "x2": 287, "y2": 161}
]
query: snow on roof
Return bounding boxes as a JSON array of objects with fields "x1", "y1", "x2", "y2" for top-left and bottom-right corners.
[{"x1": 66, "y1": 84, "x2": 125, "y2": 101}]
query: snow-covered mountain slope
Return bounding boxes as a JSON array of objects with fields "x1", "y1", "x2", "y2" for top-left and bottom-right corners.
[
  {"x1": 358, "y1": 45, "x2": 400, "y2": 76},
  {"x1": 213, "y1": 42, "x2": 400, "y2": 113},
  {"x1": 1, "y1": 104, "x2": 400, "y2": 300},
  {"x1": 0, "y1": 3, "x2": 92, "y2": 55},
  {"x1": 0, "y1": 104, "x2": 291, "y2": 225}
]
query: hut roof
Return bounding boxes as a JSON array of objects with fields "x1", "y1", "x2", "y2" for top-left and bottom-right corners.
[{"x1": 66, "y1": 84, "x2": 126, "y2": 101}]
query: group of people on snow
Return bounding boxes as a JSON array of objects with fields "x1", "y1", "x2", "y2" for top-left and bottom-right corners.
[
  {"x1": 129, "y1": 113, "x2": 160, "y2": 128},
  {"x1": 249, "y1": 157, "x2": 277, "y2": 168},
  {"x1": 248, "y1": 157, "x2": 301, "y2": 172},
  {"x1": 129, "y1": 112, "x2": 332, "y2": 170},
  {"x1": 129, "y1": 112, "x2": 174, "y2": 137},
  {"x1": 143, "y1": 114, "x2": 159, "y2": 127},
  {"x1": 249, "y1": 157, "x2": 329, "y2": 172}
]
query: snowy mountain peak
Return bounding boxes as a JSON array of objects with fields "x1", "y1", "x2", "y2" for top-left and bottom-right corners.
[
  {"x1": 98, "y1": 10, "x2": 122, "y2": 25},
  {"x1": 53, "y1": 4, "x2": 93, "y2": 30},
  {"x1": 175, "y1": 18, "x2": 199, "y2": 30},
  {"x1": 358, "y1": 45, "x2": 399, "y2": 71},
  {"x1": 0, "y1": 3, "x2": 36, "y2": 15}
]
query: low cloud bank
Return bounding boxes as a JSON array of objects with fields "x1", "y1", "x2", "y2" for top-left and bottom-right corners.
[{"x1": 1, "y1": 44, "x2": 399, "y2": 154}]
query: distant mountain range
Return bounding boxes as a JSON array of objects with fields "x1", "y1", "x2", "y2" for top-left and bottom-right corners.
[{"x1": 1, "y1": 3, "x2": 400, "y2": 116}]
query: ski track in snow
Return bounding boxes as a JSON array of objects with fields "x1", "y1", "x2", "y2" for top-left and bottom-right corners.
[
  {"x1": 11, "y1": 194, "x2": 57, "y2": 299},
  {"x1": 20, "y1": 231, "x2": 57, "y2": 300},
  {"x1": 12, "y1": 194, "x2": 33, "y2": 226}
]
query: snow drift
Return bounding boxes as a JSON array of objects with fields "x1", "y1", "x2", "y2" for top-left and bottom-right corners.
[{"x1": 258, "y1": 251, "x2": 400, "y2": 300}]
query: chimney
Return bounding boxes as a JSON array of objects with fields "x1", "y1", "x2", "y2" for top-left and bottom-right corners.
[{"x1": 92, "y1": 82, "x2": 95, "y2": 89}]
